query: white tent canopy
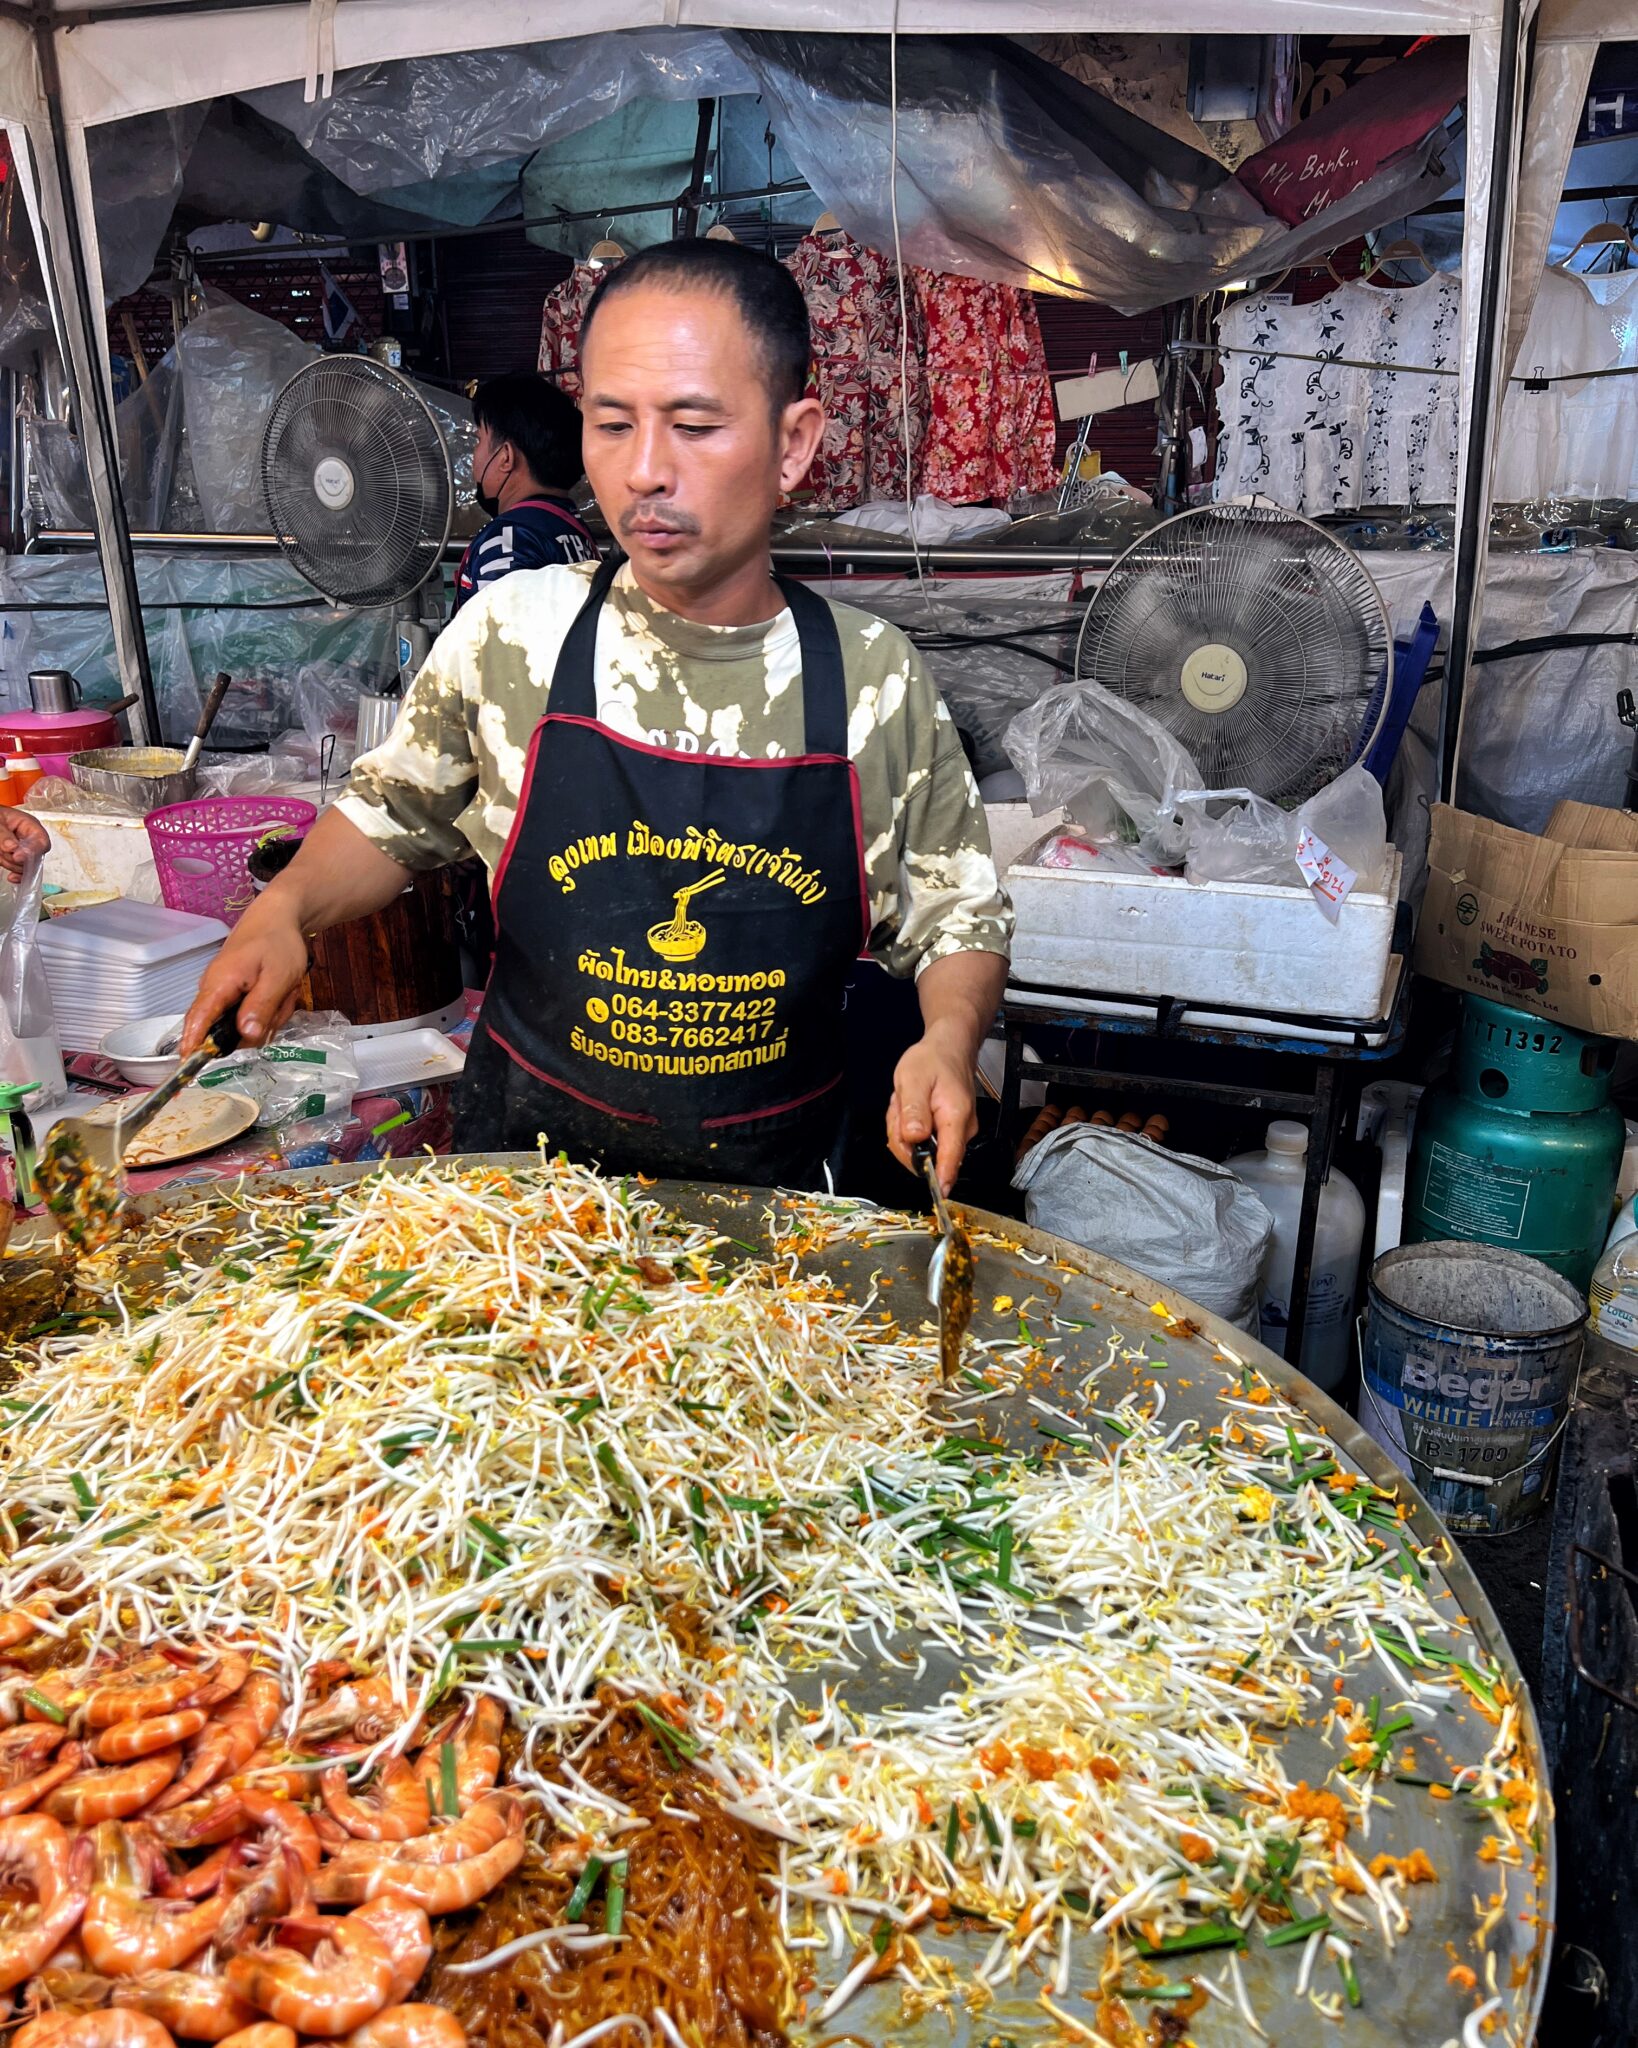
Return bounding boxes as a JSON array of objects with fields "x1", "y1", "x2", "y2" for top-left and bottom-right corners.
[{"x1": 1, "y1": 0, "x2": 1621, "y2": 780}]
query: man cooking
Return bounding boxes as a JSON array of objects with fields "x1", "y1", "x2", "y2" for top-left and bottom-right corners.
[{"x1": 182, "y1": 238, "x2": 1011, "y2": 1193}]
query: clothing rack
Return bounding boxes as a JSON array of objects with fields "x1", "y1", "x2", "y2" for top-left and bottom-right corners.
[{"x1": 1181, "y1": 335, "x2": 1638, "y2": 388}]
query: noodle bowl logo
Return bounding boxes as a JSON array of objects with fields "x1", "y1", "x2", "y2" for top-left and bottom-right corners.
[{"x1": 647, "y1": 870, "x2": 726, "y2": 962}]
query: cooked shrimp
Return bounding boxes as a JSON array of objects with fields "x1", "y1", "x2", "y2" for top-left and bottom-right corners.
[
  {"x1": 0, "y1": 1602, "x2": 50, "y2": 1652},
  {"x1": 216, "y1": 2028, "x2": 295, "y2": 2048},
  {"x1": 295, "y1": 1677, "x2": 411, "y2": 1749},
  {"x1": 233, "y1": 1750, "x2": 309, "y2": 1802},
  {"x1": 147, "y1": 1789, "x2": 246, "y2": 1851},
  {"x1": 13, "y1": 2014, "x2": 177, "y2": 2048},
  {"x1": 0, "y1": 1722, "x2": 67, "y2": 1766},
  {"x1": 156, "y1": 1841, "x2": 247, "y2": 1901},
  {"x1": 81, "y1": 1821, "x2": 230, "y2": 1976},
  {"x1": 328, "y1": 1793, "x2": 517, "y2": 1871},
  {"x1": 84, "y1": 1660, "x2": 204, "y2": 1733},
  {"x1": 0, "y1": 1738, "x2": 85, "y2": 1820},
  {"x1": 345, "y1": 1899, "x2": 431, "y2": 2004},
  {"x1": 24, "y1": 1675, "x2": 84, "y2": 1725},
  {"x1": 311, "y1": 1829, "x2": 524, "y2": 1914},
  {"x1": 320, "y1": 1758, "x2": 429, "y2": 1845},
  {"x1": 93, "y1": 1715, "x2": 208, "y2": 1766},
  {"x1": 178, "y1": 1653, "x2": 249, "y2": 1715},
  {"x1": 212, "y1": 1846, "x2": 309, "y2": 1952},
  {"x1": 44, "y1": 1751, "x2": 180, "y2": 1826},
  {"x1": 223, "y1": 1913, "x2": 393, "y2": 2036},
  {"x1": 0, "y1": 1818, "x2": 92, "y2": 1992},
  {"x1": 236, "y1": 1790, "x2": 321, "y2": 1873},
  {"x1": 150, "y1": 1680, "x2": 279, "y2": 1815},
  {"x1": 344, "y1": 2008, "x2": 466, "y2": 2048},
  {"x1": 31, "y1": 1961, "x2": 115, "y2": 2007},
  {"x1": 414, "y1": 1698, "x2": 501, "y2": 1811},
  {"x1": 111, "y1": 1966, "x2": 258, "y2": 2041}
]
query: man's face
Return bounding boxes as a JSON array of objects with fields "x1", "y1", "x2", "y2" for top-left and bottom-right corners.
[{"x1": 579, "y1": 284, "x2": 821, "y2": 609}]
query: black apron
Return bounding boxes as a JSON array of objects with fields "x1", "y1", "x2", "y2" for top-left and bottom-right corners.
[{"x1": 455, "y1": 556, "x2": 868, "y2": 1187}]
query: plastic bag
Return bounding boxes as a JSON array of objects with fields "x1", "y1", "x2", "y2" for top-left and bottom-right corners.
[
  {"x1": 1012, "y1": 1122, "x2": 1274, "y2": 1333},
  {"x1": 1176, "y1": 765, "x2": 1390, "y2": 899},
  {"x1": 196, "y1": 1010, "x2": 358, "y2": 1131},
  {"x1": 1003, "y1": 676, "x2": 1200, "y2": 865},
  {"x1": 0, "y1": 854, "x2": 65, "y2": 1105},
  {"x1": 1034, "y1": 832, "x2": 1169, "y2": 878}
]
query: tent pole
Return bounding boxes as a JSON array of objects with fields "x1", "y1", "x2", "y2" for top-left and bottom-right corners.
[
  {"x1": 1440, "y1": 0, "x2": 1527, "y2": 805},
  {"x1": 26, "y1": 18, "x2": 160, "y2": 743},
  {"x1": 680, "y1": 98, "x2": 717, "y2": 238}
]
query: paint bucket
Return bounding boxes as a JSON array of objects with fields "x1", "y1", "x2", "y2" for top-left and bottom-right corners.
[{"x1": 1358, "y1": 1240, "x2": 1585, "y2": 1535}]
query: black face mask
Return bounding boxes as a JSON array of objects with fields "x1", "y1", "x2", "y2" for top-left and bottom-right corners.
[{"x1": 473, "y1": 446, "x2": 505, "y2": 519}]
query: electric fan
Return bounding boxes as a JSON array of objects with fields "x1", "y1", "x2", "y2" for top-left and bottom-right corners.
[
  {"x1": 1074, "y1": 504, "x2": 1393, "y2": 807},
  {"x1": 261, "y1": 356, "x2": 453, "y2": 611}
]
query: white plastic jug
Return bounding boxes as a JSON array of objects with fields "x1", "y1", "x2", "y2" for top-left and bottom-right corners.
[{"x1": 1225, "y1": 1120, "x2": 1366, "y2": 1391}]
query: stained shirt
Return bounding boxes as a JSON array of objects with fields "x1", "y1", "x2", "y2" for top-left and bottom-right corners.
[{"x1": 338, "y1": 561, "x2": 1013, "y2": 980}]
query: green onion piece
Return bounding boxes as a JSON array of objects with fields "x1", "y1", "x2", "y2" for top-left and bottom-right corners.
[
  {"x1": 634, "y1": 1701, "x2": 701, "y2": 1760},
  {"x1": 975, "y1": 1797, "x2": 1001, "y2": 1848},
  {"x1": 604, "y1": 1858, "x2": 627, "y2": 1938},
  {"x1": 1061, "y1": 1889, "x2": 1091, "y2": 1914},
  {"x1": 944, "y1": 1803, "x2": 962, "y2": 1862},
  {"x1": 1336, "y1": 1951, "x2": 1362, "y2": 2008},
  {"x1": 1264, "y1": 1912, "x2": 1331, "y2": 1949},
  {"x1": 22, "y1": 1687, "x2": 67, "y2": 1725},
  {"x1": 450, "y1": 1639, "x2": 525, "y2": 1654},
  {"x1": 871, "y1": 1920, "x2": 891, "y2": 1957},
  {"x1": 1135, "y1": 1924, "x2": 1246, "y2": 1957},
  {"x1": 69, "y1": 1473, "x2": 95, "y2": 1510},
  {"x1": 99, "y1": 1516, "x2": 158, "y2": 1546},
  {"x1": 1391, "y1": 1774, "x2": 1449, "y2": 1790},
  {"x1": 1366, "y1": 1694, "x2": 1380, "y2": 1730},
  {"x1": 997, "y1": 1525, "x2": 1014, "y2": 1586},
  {"x1": 1115, "y1": 1984, "x2": 1195, "y2": 2001},
  {"x1": 220, "y1": 1263, "x2": 252, "y2": 1283},
  {"x1": 1011, "y1": 1818, "x2": 1038, "y2": 1837},
  {"x1": 438, "y1": 1740, "x2": 459, "y2": 1818},
  {"x1": 1376, "y1": 1714, "x2": 1415, "y2": 1740},
  {"x1": 248, "y1": 1370, "x2": 297, "y2": 1403},
  {"x1": 468, "y1": 1515, "x2": 511, "y2": 1554},
  {"x1": 565, "y1": 1856, "x2": 605, "y2": 1922}
]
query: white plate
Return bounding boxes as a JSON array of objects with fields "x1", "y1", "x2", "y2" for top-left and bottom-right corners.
[{"x1": 76, "y1": 1087, "x2": 260, "y2": 1168}]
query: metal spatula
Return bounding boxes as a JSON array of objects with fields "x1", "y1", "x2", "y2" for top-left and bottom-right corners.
[
  {"x1": 913, "y1": 1140, "x2": 976, "y2": 1384},
  {"x1": 37, "y1": 1008, "x2": 242, "y2": 1249}
]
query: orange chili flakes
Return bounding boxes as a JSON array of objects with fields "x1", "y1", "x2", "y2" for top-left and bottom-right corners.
[
  {"x1": 1178, "y1": 1831, "x2": 1215, "y2": 1863},
  {"x1": 1243, "y1": 1386, "x2": 1273, "y2": 1405},
  {"x1": 978, "y1": 1740, "x2": 1015, "y2": 1778},
  {"x1": 1447, "y1": 1964, "x2": 1478, "y2": 1991},
  {"x1": 1088, "y1": 1754, "x2": 1121, "y2": 1784},
  {"x1": 823, "y1": 1868, "x2": 849, "y2": 1895},
  {"x1": 1019, "y1": 1746, "x2": 1068, "y2": 1782},
  {"x1": 1283, "y1": 1781, "x2": 1349, "y2": 1842},
  {"x1": 1369, "y1": 1848, "x2": 1437, "y2": 1884},
  {"x1": 914, "y1": 1788, "x2": 935, "y2": 1827}
]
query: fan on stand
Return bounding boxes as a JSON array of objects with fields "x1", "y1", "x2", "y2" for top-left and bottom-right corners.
[
  {"x1": 262, "y1": 354, "x2": 453, "y2": 730},
  {"x1": 1075, "y1": 504, "x2": 1393, "y2": 806}
]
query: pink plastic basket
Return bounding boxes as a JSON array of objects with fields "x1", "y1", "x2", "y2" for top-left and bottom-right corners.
[{"x1": 145, "y1": 796, "x2": 317, "y2": 927}]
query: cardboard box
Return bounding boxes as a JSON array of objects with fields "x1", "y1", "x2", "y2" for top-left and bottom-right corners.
[{"x1": 1417, "y1": 804, "x2": 1638, "y2": 1038}]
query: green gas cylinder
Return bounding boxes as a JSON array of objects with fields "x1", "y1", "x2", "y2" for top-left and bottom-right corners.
[{"x1": 1405, "y1": 994, "x2": 1624, "y2": 1292}]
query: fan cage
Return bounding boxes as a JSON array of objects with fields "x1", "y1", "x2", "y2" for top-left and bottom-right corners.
[
  {"x1": 1075, "y1": 504, "x2": 1393, "y2": 808},
  {"x1": 262, "y1": 358, "x2": 454, "y2": 610}
]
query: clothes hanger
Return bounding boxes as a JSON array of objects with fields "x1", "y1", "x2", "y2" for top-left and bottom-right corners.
[
  {"x1": 704, "y1": 223, "x2": 738, "y2": 242},
  {"x1": 1360, "y1": 237, "x2": 1434, "y2": 284},
  {"x1": 812, "y1": 211, "x2": 844, "y2": 237},
  {"x1": 588, "y1": 230, "x2": 627, "y2": 267},
  {"x1": 1553, "y1": 219, "x2": 1638, "y2": 271}
]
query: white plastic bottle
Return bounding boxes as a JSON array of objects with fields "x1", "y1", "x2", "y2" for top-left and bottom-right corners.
[
  {"x1": 1587, "y1": 1235, "x2": 1638, "y2": 1374},
  {"x1": 1225, "y1": 1120, "x2": 1366, "y2": 1391}
]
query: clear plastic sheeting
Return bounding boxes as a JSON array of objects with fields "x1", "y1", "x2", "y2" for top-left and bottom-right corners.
[
  {"x1": 85, "y1": 105, "x2": 211, "y2": 303},
  {"x1": 24, "y1": 353, "x2": 199, "y2": 533},
  {"x1": 244, "y1": 31, "x2": 756, "y2": 207},
  {"x1": 1003, "y1": 671, "x2": 1199, "y2": 863},
  {"x1": 736, "y1": 32, "x2": 1458, "y2": 310},
  {"x1": 0, "y1": 165, "x2": 52, "y2": 369},
  {"x1": 177, "y1": 290, "x2": 314, "y2": 532},
  {"x1": 0, "y1": 552, "x2": 394, "y2": 749}
]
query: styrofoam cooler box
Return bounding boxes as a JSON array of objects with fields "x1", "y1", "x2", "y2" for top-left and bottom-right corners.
[{"x1": 1007, "y1": 832, "x2": 1403, "y2": 1019}]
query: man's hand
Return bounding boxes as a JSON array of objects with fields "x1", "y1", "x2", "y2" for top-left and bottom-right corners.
[
  {"x1": 178, "y1": 807, "x2": 416, "y2": 1055},
  {"x1": 0, "y1": 807, "x2": 49, "y2": 884},
  {"x1": 886, "y1": 949, "x2": 1008, "y2": 1194},
  {"x1": 179, "y1": 903, "x2": 310, "y2": 1054}
]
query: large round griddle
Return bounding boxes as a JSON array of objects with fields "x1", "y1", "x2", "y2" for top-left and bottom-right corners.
[{"x1": 95, "y1": 1157, "x2": 1552, "y2": 2046}]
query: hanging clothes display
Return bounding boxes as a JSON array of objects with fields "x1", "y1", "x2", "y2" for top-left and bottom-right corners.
[
  {"x1": 1494, "y1": 266, "x2": 1638, "y2": 504},
  {"x1": 784, "y1": 230, "x2": 926, "y2": 513},
  {"x1": 1214, "y1": 274, "x2": 1461, "y2": 513},
  {"x1": 536, "y1": 263, "x2": 603, "y2": 398},
  {"x1": 912, "y1": 271, "x2": 1058, "y2": 507}
]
